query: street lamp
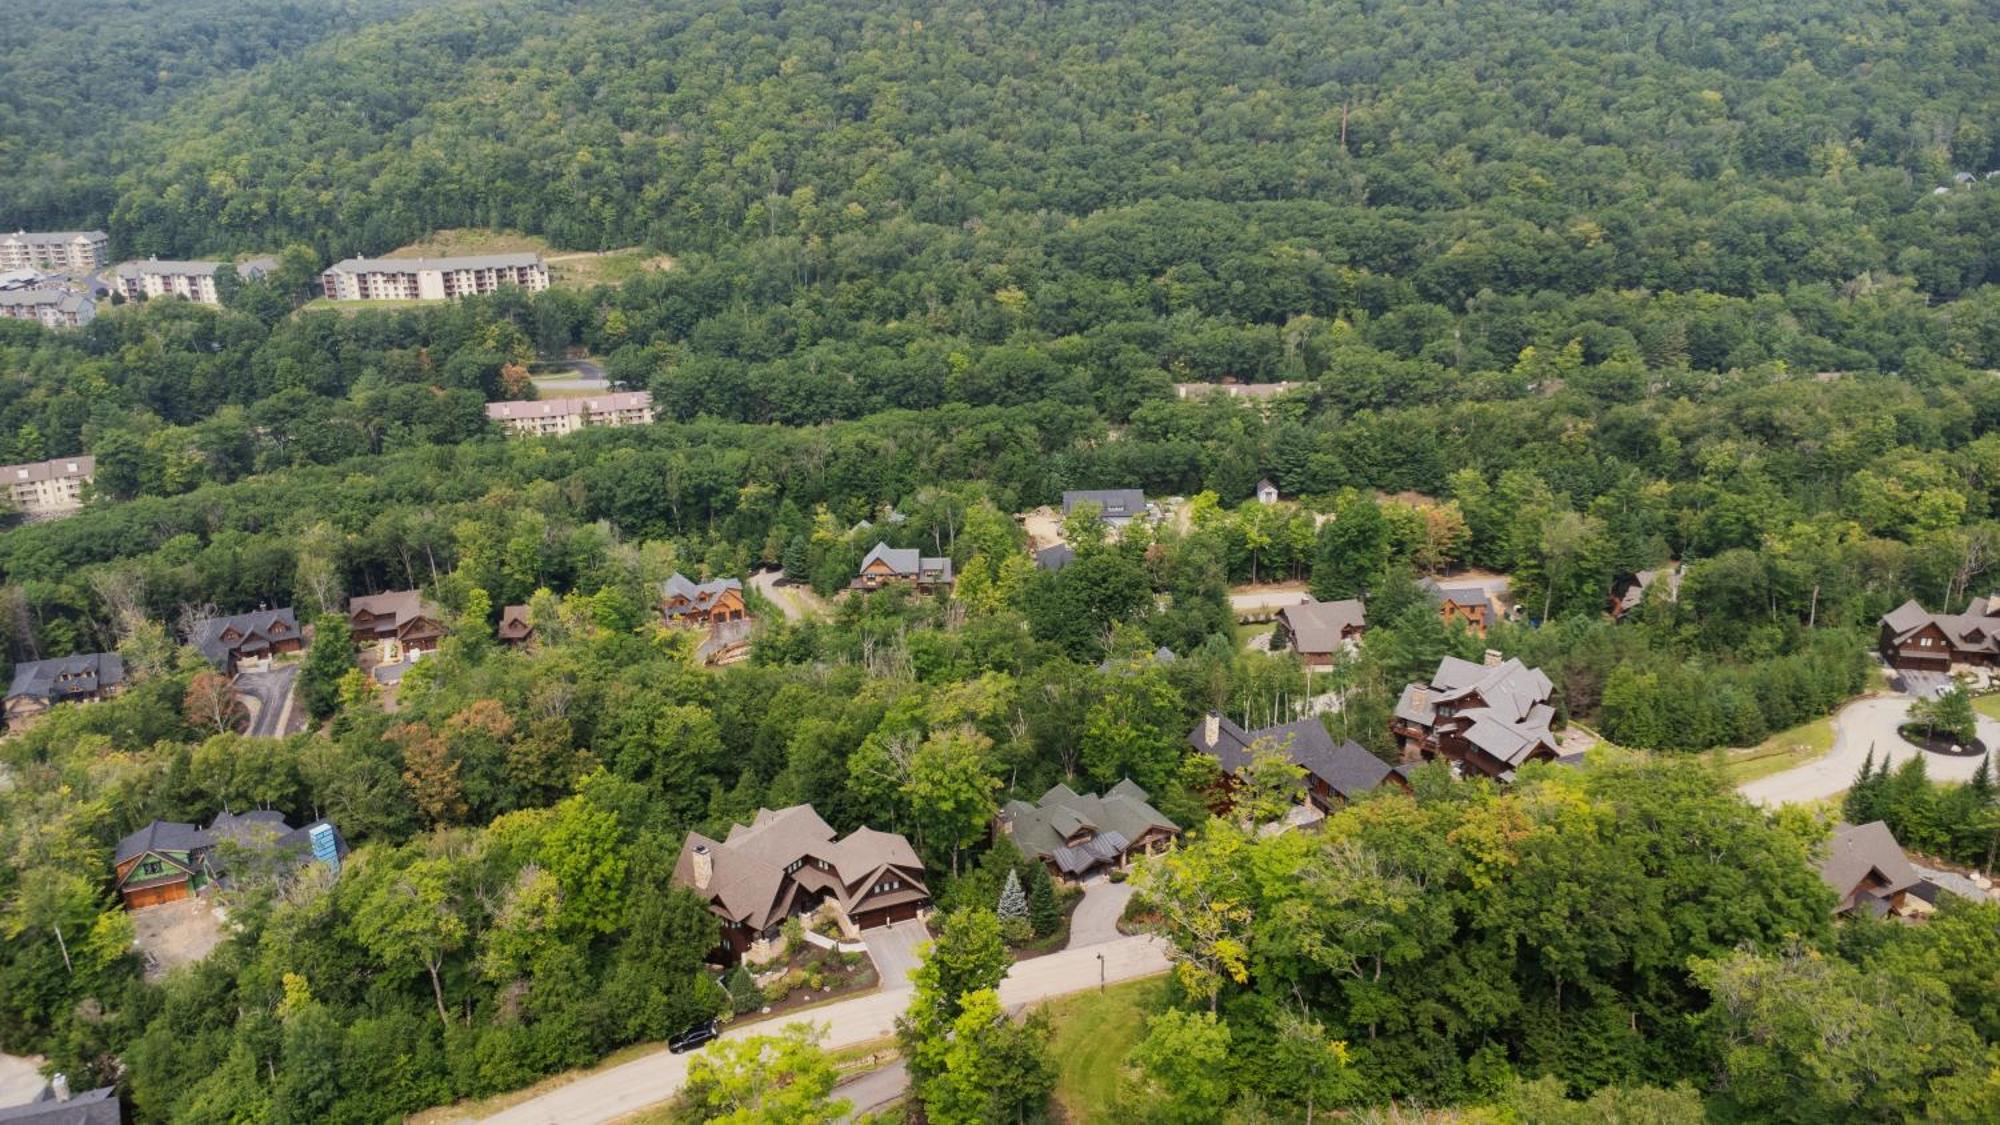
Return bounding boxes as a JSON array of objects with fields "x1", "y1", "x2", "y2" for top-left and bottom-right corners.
[{"x1": 1096, "y1": 951, "x2": 1105, "y2": 993}]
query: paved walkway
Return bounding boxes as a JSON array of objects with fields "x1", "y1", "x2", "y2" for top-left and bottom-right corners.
[
  {"x1": 476, "y1": 935, "x2": 1169, "y2": 1125},
  {"x1": 1066, "y1": 879, "x2": 1136, "y2": 950},
  {"x1": 1737, "y1": 695, "x2": 1995, "y2": 807},
  {"x1": 833, "y1": 1059, "x2": 908, "y2": 1123}
]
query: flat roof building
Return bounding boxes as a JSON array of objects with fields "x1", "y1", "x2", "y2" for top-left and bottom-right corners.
[{"x1": 321, "y1": 252, "x2": 550, "y2": 302}]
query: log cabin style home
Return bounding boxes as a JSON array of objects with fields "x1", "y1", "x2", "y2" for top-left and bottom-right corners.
[
  {"x1": 1877, "y1": 597, "x2": 2000, "y2": 671},
  {"x1": 1273, "y1": 598, "x2": 1367, "y2": 667},
  {"x1": 347, "y1": 590, "x2": 447, "y2": 657},
  {"x1": 497, "y1": 604, "x2": 534, "y2": 647},
  {"x1": 1189, "y1": 712, "x2": 1408, "y2": 812},
  {"x1": 1061, "y1": 488, "x2": 1151, "y2": 528},
  {"x1": 1393, "y1": 652, "x2": 1561, "y2": 781},
  {"x1": 660, "y1": 573, "x2": 747, "y2": 627},
  {"x1": 4, "y1": 652, "x2": 123, "y2": 730},
  {"x1": 673, "y1": 805, "x2": 930, "y2": 963},
  {"x1": 1608, "y1": 565, "x2": 1680, "y2": 621},
  {"x1": 1417, "y1": 577, "x2": 1505, "y2": 636},
  {"x1": 191, "y1": 607, "x2": 302, "y2": 673},
  {"x1": 998, "y1": 780, "x2": 1179, "y2": 881},
  {"x1": 851, "y1": 542, "x2": 954, "y2": 592},
  {"x1": 114, "y1": 811, "x2": 346, "y2": 911},
  {"x1": 1818, "y1": 821, "x2": 1933, "y2": 919}
]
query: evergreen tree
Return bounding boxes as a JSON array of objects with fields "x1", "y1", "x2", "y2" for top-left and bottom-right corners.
[
  {"x1": 298, "y1": 613, "x2": 354, "y2": 722},
  {"x1": 997, "y1": 868, "x2": 1028, "y2": 923},
  {"x1": 723, "y1": 963, "x2": 762, "y2": 1015},
  {"x1": 1027, "y1": 863, "x2": 1061, "y2": 938},
  {"x1": 1844, "y1": 746, "x2": 1882, "y2": 825}
]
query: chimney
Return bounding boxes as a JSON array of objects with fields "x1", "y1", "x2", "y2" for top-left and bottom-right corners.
[
  {"x1": 1203, "y1": 712, "x2": 1220, "y2": 747},
  {"x1": 692, "y1": 844, "x2": 713, "y2": 890},
  {"x1": 1483, "y1": 648, "x2": 1503, "y2": 668},
  {"x1": 1411, "y1": 686, "x2": 1429, "y2": 709},
  {"x1": 51, "y1": 1074, "x2": 70, "y2": 1102}
]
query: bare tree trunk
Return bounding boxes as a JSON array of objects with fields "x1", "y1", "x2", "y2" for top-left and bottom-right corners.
[
  {"x1": 51, "y1": 923, "x2": 71, "y2": 974},
  {"x1": 426, "y1": 959, "x2": 449, "y2": 1027}
]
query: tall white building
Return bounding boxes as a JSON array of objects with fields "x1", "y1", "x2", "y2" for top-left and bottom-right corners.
[
  {"x1": 2, "y1": 455, "x2": 94, "y2": 516},
  {"x1": 114, "y1": 259, "x2": 224, "y2": 305},
  {"x1": 0, "y1": 230, "x2": 109, "y2": 272},
  {"x1": 486, "y1": 392, "x2": 654, "y2": 437},
  {"x1": 320, "y1": 253, "x2": 550, "y2": 301}
]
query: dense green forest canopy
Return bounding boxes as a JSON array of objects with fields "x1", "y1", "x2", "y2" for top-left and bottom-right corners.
[{"x1": 3, "y1": 0, "x2": 2000, "y2": 1120}]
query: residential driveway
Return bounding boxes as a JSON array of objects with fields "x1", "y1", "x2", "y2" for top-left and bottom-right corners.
[
  {"x1": 1228, "y1": 583, "x2": 1312, "y2": 618},
  {"x1": 475, "y1": 935, "x2": 1170, "y2": 1125},
  {"x1": 1737, "y1": 696, "x2": 1996, "y2": 807},
  {"x1": 236, "y1": 665, "x2": 298, "y2": 738},
  {"x1": 1066, "y1": 879, "x2": 1136, "y2": 950},
  {"x1": 1895, "y1": 669, "x2": 1955, "y2": 699},
  {"x1": 0, "y1": 1053, "x2": 46, "y2": 1109},
  {"x1": 862, "y1": 919, "x2": 930, "y2": 986},
  {"x1": 747, "y1": 568, "x2": 828, "y2": 622}
]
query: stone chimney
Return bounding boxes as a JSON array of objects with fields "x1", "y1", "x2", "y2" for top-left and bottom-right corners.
[
  {"x1": 51, "y1": 1074, "x2": 70, "y2": 1103},
  {"x1": 1203, "y1": 712, "x2": 1221, "y2": 747},
  {"x1": 692, "y1": 844, "x2": 713, "y2": 890},
  {"x1": 1483, "y1": 648, "x2": 1503, "y2": 668}
]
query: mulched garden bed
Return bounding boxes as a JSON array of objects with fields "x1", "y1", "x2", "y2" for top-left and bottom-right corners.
[{"x1": 1896, "y1": 725, "x2": 1988, "y2": 757}]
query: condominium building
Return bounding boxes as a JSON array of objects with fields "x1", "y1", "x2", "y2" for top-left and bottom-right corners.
[
  {"x1": 113, "y1": 259, "x2": 225, "y2": 304},
  {"x1": 0, "y1": 271, "x2": 95, "y2": 329},
  {"x1": 2, "y1": 455, "x2": 94, "y2": 516},
  {"x1": 1, "y1": 230, "x2": 109, "y2": 271},
  {"x1": 486, "y1": 391, "x2": 654, "y2": 437},
  {"x1": 320, "y1": 253, "x2": 550, "y2": 301}
]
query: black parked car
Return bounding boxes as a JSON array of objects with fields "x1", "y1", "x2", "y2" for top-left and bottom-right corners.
[{"x1": 668, "y1": 1019, "x2": 719, "y2": 1053}]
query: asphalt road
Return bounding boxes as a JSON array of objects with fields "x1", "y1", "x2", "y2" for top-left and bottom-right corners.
[
  {"x1": 236, "y1": 665, "x2": 299, "y2": 738},
  {"x1": 1737, "y1": 694, "x2": 1995, "y2": 806},
  {"x1": 833, "y1": 1059, "x2": 907, "y2": 1123},
  {"x1": 861, "y1": 919, "x2": 929, "y2": 986},
  {"x1": 475, "y1": 935, "x2": 1169, "y2": 1125},
  {"x1": 1067, "y1": 880, "x2": 1136, "y2": 950}
]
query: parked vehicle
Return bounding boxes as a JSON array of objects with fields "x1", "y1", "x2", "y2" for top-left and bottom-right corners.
[{"x1": 668, "y1": 1019, "x2": 719, "y2": 1053}]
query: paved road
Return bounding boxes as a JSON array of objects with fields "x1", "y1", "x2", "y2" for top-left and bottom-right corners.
[
  {"x1": 1738, "y1": 695, "x2": 1995, "y2": 807},
  {"x1": 862, "y1": 919, "x2": 929, "y2": 987},
  {"x1": 1067, "y1": 880, "x2": 1136, "y2": 949},
  {"x1": 236, "y1": 665, "x2": 299, "y2": 738},
  {"x1": 833, "y1": 1059, "x2": 908, "y2": 1123},
  {"x1": 529, "y1": 359, "x2": 612, "y2": 392},
  {"x1": 476, "y1": 935, "x2": 1169, "y2": 1125}
]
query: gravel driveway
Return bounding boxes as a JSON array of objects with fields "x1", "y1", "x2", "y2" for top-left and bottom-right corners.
[{"x1": 1738, "y1": 695, "x2": 1995, "y2": 807}]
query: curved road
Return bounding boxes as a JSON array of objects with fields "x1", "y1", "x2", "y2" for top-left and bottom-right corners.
[
  {"x1": 475, "y1": 934, "x2": 1168, "y2": 1125},
  {"x1": 1737, "y1": 694, "x2": 1995, "y2": 807}
]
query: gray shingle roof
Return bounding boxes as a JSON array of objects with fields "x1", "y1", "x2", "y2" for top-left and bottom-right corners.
[
  {"x1": 858, "y1": 542, "x2": 952, "y2": 582},
  {"x1": 1276, "y1": 599, "x2": 1367, "y2": 653},
  {"x1": 0, "y1": 1084, "x2": 122, "y2": 1125},
  {"x1": 661, "y1": 572, "x2": 743, "y2": 618},
  {"x1": 329, "y1": 252, "x2": 544, "y2": 273},
  {"x1": 999, "y1": 780, "x2": 1178, "y2": 875},
  {"x1": 190, "y1": 608, "x2": 299, "y2": 667},
  {"x1": 1819, "y1": 821, "x2": 1920, "y2": 908},
  {"x1": 1034, "y1": 544, "x2": 1076, "y2": 572},
  {"x1": 1062, "y1": 489, "x2": 1147, "y2": 520},
  {"x1": 1189, "y1": 713, "x2": 1395, "y2": 801},
  {"x1": 6, "y1": 653, "x2": 124, "y2": 704},
  {"x1": 674, "y1": 805, "x2": 927, "y2": 931}
]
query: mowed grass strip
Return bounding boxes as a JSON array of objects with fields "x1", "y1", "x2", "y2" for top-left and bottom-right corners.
[{"x1": 1045, "y1": 976, "x2": 1169, "y2": 1122}]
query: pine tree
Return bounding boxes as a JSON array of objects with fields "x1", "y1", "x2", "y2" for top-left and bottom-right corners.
[
  {"x1": 997, "y1": 868, "x2": 1028, "y2": 923},
  {"x1": 1844, "y1": 746, "x2": 1880, "y2": 825},
  {"x1": 1026, "y1": 863, "x2": 1060, "y2": 938},
  {"x1": 723, "y1": 963, "x2": 762, "y2": 1015},
  {"x1": 1970, "y1": 753, "x2": 1994, "y2": 801}
]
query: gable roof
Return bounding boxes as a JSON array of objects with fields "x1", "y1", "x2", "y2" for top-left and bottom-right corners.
[
  {"x1": 661, "y1": 573, "x2": 743, "y2": 617},
  {"x1": 999, "y1": 780, "x2": 1178, "y2": 874},
  {"x1": 498, "y1": 604, "x2": 533, "y2": 639},
  {"x1": 1819, "y1": 821, "x2": 1920, "y2": 904},
  {"x1": 1394, "y1": 655, "x2": 1559, "y2": 768},
  {"x1": 857, "y1": 542, "x2": 953, "y2": 582},
  {"x1": 1034, "y1": 544, "x2": 1076, "y2": 572},
  {"x1": 190, "y1": 608, "x2": 299, "y2": 666},
  {"x1": 1277, "y1": 599, "x2": 1367, "y2": 652},
  {"x1": 1190, "y1": 713, "x2": 1396, "y2": 800},
  {"x1": 674, "y1": 805, "x2": 926, "y2": 932},
  {"x1": 348, "y1": 590, "x2": 440, "y2": 626},
  {"x1": 1418, "y1": 577, "x2": 1496, "y2": 615},
  {"x1": 1062, "y1": 489, "x2": 1147, "y2": 520},
  {"x1": 6, "y1": 653, "x2": 124, "y2": 704},
  {"x1": 0, "y1": 1084, "x2": 122, "y2": 1125},
  {"x1": 115, "y1": 812, "x2": 348, "y2": 868}
]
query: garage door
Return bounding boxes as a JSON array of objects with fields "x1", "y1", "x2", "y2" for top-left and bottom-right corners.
[{"x1": 124, "y1": 882, "x2": 189, "y2": 910}]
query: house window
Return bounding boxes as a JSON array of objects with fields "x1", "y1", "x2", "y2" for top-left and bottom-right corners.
[
  {"x1": 873, "y1": 878, "x2": 901, "y2": 894},
  {"x1": 785, "y1": 859, "x2": 804, "y2": 875}
]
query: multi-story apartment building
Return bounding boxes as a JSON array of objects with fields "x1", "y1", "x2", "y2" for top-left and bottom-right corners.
[
  {"x1": 485, "y1": 391, "x2": 654, "y2": 437},
  {"x1": 0, "y1": 272, "x2": 95, "y2": 329},
  {"x1": 2, "y1": 455, "x2": 94, "y2": 516},
  {"x1": 113, "y1": 259, "x2": 225, "y2": 304},
  {"x1": 0, "y1": 230, "x2": 109, "y2": 271},
  {"x1": 320, "y1": 253, "x2": 550, "y2": 301}
]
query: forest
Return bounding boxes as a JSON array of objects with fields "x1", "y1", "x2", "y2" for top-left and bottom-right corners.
[{"x1": 3, "y1": 0, "x2": 2000, "y2": 1120}]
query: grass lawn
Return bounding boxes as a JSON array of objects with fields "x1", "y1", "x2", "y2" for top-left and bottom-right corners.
[
  {"x1": 1713, "y1": 713, "x2": 1839, "y2": 784},
  {"x1": 297, "y1": 296, "x2": 448, "y2": 313},
  {"x1": 1975, "y1": 695, "x2": 2000, "y2": 721},
  {"x1": 386, "y1": 228, "x2": 670, "y2": 289},
  {"x1": 1045, "y1": 976, "x2": 1169, "y2": 1123}
]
